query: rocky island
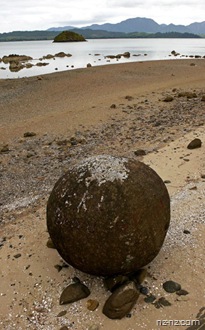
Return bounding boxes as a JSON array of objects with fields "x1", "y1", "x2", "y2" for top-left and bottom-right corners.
[{"x1": 53, "y1": 30, "x2": 86, "y2": 42}]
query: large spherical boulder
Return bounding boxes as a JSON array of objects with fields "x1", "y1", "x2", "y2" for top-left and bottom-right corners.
[{"x1": 47, "y1": 155, "x2": 170, "y2": 276}]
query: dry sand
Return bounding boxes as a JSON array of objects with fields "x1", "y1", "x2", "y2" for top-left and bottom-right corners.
[{"x1": 0, "y1": 59, "x2": 205, "y2": 330}]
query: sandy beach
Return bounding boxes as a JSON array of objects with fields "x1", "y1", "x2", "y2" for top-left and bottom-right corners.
[{"x1": 0, "y1": 59, "x2": 205, "y2": 330}]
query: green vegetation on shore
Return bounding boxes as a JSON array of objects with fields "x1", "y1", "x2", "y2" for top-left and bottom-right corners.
[
  {"x1": 0, "y1": 29, "x2": 201, "y2": 42},
  {"x1": 53, "y1": 31, "x2": 86, "y2": 42}
]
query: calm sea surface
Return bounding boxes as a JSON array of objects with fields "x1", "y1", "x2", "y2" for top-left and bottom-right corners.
[{"x1": 1, "y1": 38, "x2": 205, "y2": 79}]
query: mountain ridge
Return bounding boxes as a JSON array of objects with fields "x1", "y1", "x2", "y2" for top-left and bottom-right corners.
[{"x1": 48, "y1": 17, "x2": 205, "y2": 35}]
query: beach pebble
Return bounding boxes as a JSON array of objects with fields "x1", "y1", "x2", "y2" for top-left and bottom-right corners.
[
  {"x1": 110, "y1": 104, "x2": 116, "y2": 108},
  {"x1": 23, "y1": 131, "x2": 36, "y2": 137},
  {"x1": 59, "y1": 282, "x2": 90, "y2": 305},
  {"x1": 104, "y1": 275, "x2": 129, "y2": 292},
  {"x1": 57, "y1": 310, "x2": 67, "y2": 317},
  {"x1": 139, "y1": 286, "x2": 149, "y2": 295},
  {"x1": 187, "y1": 138, "x2": 202, "y2": 149},
  {"x1": 46, "y1": 237, "x2": 56, "y2": 249},
  {"x1": 176, "y1": 289, "x2": 189, "y2": 296},
  {"x1": 163, "y1": 95, "x2": 174, "y2": 102},
  {"x1": 102, "y1": 281, "x2": 140, "y2": 319},
  {"x1": 86, "y1": 299, "x2": 99, "y2": 311},
  {"x1": 144, "y1": 294, "x2": 157, "y2": 303},
  {"x1": 154, "y1": 297, "x2": 172, "y2": 308},
  {"x1": 163, "y1": 280, "x2": 181, "y2": 293},
  {"x1": 183, "y1": 229, "x2": 191, "y2": 234},
  {"x1": 134, "y1": 149, "x2": 146, "y2": 156},
  {"x1": 0, "y1": 145, "x2": 10, "y2": 153},
  {"x1": 14, "y1": 253, "x2": 21, "y2": 258}
]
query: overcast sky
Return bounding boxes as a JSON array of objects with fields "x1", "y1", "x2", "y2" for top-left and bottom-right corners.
[{"x1": 0, "y1": 0, "x2": 204, "y2": 33}]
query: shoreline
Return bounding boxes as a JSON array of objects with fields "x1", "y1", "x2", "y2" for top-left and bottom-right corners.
[{"x1": 0, "y1": 59, "x2": 205, "y2": 329}]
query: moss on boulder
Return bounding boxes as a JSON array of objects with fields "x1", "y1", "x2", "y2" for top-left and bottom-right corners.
[{"x1": 53, "y1": 31, "x2": 86, "y2": 42}]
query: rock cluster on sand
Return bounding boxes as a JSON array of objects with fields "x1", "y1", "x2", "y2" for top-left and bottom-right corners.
[{"x1": 47, "y1": 155, "x2": 170, "y2": 276}]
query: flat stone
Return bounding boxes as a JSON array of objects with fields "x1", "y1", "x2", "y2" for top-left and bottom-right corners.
[
  {"x1": 102, "y1": 281, "x2": 140, "y2": 319},
  {"x1": 104, "y1": 275, "x2": 129, "y2": 292},
  {"x1": 57, "y1": 310, "x2": 67, "y2": 317},
  {"x1": 86, "y1": 299, "x2": 99, "y2": 311},
  {"x1": 144, "y1": 294, "x2": 156, "y2": 303},
  {"x1": 59, "y1": 282, "x2": 90, "y2": 305},
  {"x1": 176, "y1": 289, "x2": 189, "y2": 296}
]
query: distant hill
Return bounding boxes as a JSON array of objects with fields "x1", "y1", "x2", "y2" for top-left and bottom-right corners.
[
  {"x1": 0, "y1": 29, "x2": 200, "y2": 42},
  {"x1": 49, "y1": 17, "x2": 205, "y2": 35},
  {"x1": 0, "y1": 17, "x2": 205, "y2": 42}
]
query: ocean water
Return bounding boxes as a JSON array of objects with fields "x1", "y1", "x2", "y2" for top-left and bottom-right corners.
[{"x1": 0, "y1": 38, "x2": 205, "y2": 79}]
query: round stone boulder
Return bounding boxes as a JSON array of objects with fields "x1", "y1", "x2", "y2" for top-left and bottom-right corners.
[{"x1": 47, "y1": 155, "x2": 170, "y2": 276}]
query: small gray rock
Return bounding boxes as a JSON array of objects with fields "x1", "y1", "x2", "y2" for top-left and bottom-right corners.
[
  {"x1": 163, "y1": 280, "x2": 181, "y2": 293},
  {"x1": 102, "y1": 281, "x2": 140, "y2": 319},
  {"x1": 176, "y1": 289, "x2": 189, "y2": 296},
  {"x1": 144, "y1": 294, "x2": 156, "y2": 303},
  {"x1": 59, "y1": 282, "x2": 90, "y2": 305},
  {"x1": 57, "y1": 310, "x2": 67, "y2": 317}
]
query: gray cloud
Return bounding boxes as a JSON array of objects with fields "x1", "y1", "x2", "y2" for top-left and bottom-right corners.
[
  {"x1": 108, "y1": 0, "x2": 144, "y2": 7},
  {"x1": 0, "y1": 0, "x2": 204, "y2": 32}
]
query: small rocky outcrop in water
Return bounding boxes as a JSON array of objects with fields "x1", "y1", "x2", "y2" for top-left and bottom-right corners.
[
  {"x1": 47, "y1": 155, "x2": 170, "y2": 277},
  {"x1": 2, "y1": 54, "x2": 33, "y2": 72},
  {"x1": 53, "y1": 30, "x2": 86, "y2": 42},
  {"x1": 2, "y1": 54, "x2": 33, "y2": 64}
]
